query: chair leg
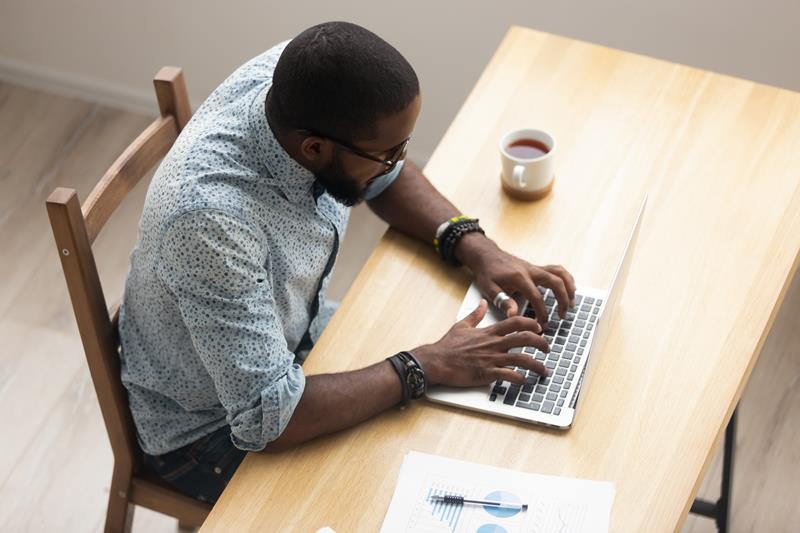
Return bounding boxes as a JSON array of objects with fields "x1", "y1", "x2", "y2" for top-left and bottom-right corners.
[{"x1": 105, "y1": 465, "x2": 135, "y2": 533}]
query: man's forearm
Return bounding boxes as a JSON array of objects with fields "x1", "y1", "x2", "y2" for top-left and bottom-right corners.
[
  {"x1": 367, "y1": 159, "x2": 459, "y2": 243},
  {"x1": 367, "y1": 159, "x2": 499, "y2": 269},
  {"x1": 264, "y1": 360, "x2": 403, "y2": 451}
]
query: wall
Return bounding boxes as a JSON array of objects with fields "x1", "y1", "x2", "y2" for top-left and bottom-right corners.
[{"x1": 1, "y1": 0, "x2": 799, "y2": 165}]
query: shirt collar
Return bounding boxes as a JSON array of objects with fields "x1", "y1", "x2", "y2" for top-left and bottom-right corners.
[{"x1": 249, "y1": 84, "x2": 317, "y2": 205}]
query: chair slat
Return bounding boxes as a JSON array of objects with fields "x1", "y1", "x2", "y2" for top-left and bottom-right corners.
[{"x1": 82, "y1": 115, "x2": 178, "y2": 244}]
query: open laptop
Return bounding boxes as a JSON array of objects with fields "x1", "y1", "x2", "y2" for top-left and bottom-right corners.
[{"x1": 426, "y1": 195, "x2": 648, "y2": 429}]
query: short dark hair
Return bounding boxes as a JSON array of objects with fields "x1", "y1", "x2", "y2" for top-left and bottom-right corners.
[{"x1": 267, "y1": 21, "x2": 420, "y2": 141}]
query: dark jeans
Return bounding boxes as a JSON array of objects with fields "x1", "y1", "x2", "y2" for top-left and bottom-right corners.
[{"x1": 143, "y1": 425, "x2": 247, "y2": 504}]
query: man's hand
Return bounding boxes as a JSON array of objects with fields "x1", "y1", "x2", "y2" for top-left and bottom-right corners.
[
  {"x1": 411, "y1": 299, "x2": 549, "y2": 387},
  {"x1": 455, "y1": 233, "x2": 577, "y2": 326}
]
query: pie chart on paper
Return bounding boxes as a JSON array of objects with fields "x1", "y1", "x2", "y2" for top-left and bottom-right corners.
[
  {"x1": 476, "y1": 524, "x2": 507, "y2": 533},
  {"x1": 482, "y1": 490, "x2": 523, "y2": 518}
]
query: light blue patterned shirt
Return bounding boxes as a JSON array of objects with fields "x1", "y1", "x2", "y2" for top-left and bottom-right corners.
[{"x1": 119, "y1": 40, "x2": 403, "y2": 455}]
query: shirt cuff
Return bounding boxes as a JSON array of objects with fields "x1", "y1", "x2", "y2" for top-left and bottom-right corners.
[
  {"x1": 229, "y1": 363, "x2": 306, "y2": 451},
  {"x1": 364, "y1": 159, "x2": 405, "y2": 201}
]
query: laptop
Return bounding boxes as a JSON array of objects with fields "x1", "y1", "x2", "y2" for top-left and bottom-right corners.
[{"x1": 426, "y1": 195, "x2": 648, "y2": 429}]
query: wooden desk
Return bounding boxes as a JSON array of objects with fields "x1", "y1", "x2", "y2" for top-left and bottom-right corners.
[{"x1": 201, "y1": 26, "x2": 800, "y2": 532}]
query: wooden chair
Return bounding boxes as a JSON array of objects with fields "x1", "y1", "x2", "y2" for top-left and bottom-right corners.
[{"x1": 46, "y1": 67, "x2": 212, "y2": 533}]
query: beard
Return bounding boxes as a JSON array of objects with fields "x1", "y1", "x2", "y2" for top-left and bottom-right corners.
[{"x1": 313, "y1": 149, "x2": 365, "y2": 207}]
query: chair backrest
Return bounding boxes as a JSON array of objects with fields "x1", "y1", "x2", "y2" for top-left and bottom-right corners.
[{"x1": 46, "y1": 67, "x2": 192, "y2": 472}]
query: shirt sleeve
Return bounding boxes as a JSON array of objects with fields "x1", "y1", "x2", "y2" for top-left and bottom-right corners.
[
  {"x1": 364, "y1": 159, "x2": 405, "y2": 201},
  {"x1": 156, "y1": 208, "x2": 305, "y2": 451}
]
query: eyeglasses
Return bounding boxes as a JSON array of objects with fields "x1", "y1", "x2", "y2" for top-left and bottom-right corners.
[{"x1": 299, "y1": 129, "x2": 411, "y2": 176}]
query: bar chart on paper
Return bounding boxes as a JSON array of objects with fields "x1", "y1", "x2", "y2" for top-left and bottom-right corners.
[{"x1": 380, "y1": 452, "x2": 615, "y2": 533}]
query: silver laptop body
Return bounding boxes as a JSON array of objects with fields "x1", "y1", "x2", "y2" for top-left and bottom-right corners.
[{"x1": 426, "y1": 196, "x2": 648, "y2": 430}]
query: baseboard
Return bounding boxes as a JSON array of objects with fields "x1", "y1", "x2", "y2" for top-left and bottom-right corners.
[{"x1": 0, "y1": 55, "x2": 157, "y2": 116}]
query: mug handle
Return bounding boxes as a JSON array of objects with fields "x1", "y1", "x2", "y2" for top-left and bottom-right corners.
[{"x1": 513, "y1": 164, "x2": 527, "y2": 188}]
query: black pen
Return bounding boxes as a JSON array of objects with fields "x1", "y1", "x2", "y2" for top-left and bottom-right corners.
[{"x1": 430, "y1": 494, "x2": 528, "y2": 511}]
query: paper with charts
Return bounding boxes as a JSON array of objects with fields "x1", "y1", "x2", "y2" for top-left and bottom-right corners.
[{"x1": 380, "y1": 452, "x2": 615, "y2": 533}]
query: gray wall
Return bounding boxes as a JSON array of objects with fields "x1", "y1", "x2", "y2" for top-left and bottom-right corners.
[{"x1": 1, "y1": 0, "x2": 798, "y2": 164}]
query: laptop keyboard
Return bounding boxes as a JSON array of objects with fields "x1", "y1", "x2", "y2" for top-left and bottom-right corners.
[{"x1": 488, "y1": 287, "x2": 603, "y2": 416}]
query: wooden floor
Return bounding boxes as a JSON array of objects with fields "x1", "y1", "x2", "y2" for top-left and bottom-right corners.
[{"x1": 0, "y1": 82, "x2": 796, "y2": 532}]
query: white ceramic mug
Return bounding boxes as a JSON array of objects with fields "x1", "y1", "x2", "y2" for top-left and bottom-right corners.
[{"x1": 499, "y1": 128, "x2": 556, "y2": 201}]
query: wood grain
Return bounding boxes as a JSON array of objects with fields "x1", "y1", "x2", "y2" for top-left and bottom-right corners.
[{"x1": 201, "y1": 26, "x2": 800, "y2": 533}]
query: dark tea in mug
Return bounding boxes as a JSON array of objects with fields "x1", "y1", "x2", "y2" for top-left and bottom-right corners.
[{"x1": 506, "y1": 138, "x2": 550, "y2": 159}]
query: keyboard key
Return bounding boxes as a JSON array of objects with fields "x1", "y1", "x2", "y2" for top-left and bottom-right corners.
[
  {"x1": 575, "y1": 319, "x2": 586, "y2": 327},
  {"x1": 535, "y1": 352, "x2": 546, "y2": 361},
  {"x1": 519, "y1": 392, "x2": 531, "y2": 403},
  {"x1": 489, "y1": 393, "x2": 497, "y2": 402},
  {"x1": 580, "y1": 339, "x2": 587, "y2": 347},
  {"x1": 584, "y1": 297, "x2": 595, "y2": 304},
  {"x1": 503, "y1": 385, "x2": 521, "y2": 405},
  {"x1": 545, "y1": 361, "x2": 556, "y2": 370},
  {"x1": 580, "y1": 304, "x2": 591, "y2": 312},
  {"x1": 578, "y1": 311, "x2": 588, "y2": 320},
  {"x1": 556, "y1": 368, "x2": 567, "y2": 376},
  {"x1": 555, "y1": 336, "x2": 566, "y2": 345},
  {"x1": 552, "y1": 344, "x2": 563, "y2": 353},
  {"x1": 589, "y1": 315, "x2": 597, "y2": 323},
  {"x1": 592, "y1": 306, "x2": 599, "y2": 315},
  {"x1": 546, "y1": 392, "x2": 557, "y2": 401},
  {"x1": 535, "y1": 385, "x2": 547, "y2": 394},
  {"x1": 586, "y1": 323, "x2": 594, "y2": 331},
  {"x1": 577, "y1": 347, "x2": 584, "y2": 355},
  {"x1": 547, "y1": 353, "x2": 559, "y2": 361},
  {"x1": 560, "y1": 389, "x2": 568, "y2": 398},
  {"x1": 554, "y1": 407, "x2": 561, "y2": 415},
  {"x1": 562, "y1": 352, "x2": 573, "y2": 361},
  {"x1": 533, "y1": 393, "x2": 544, "y2": 403},
  {"x1": 571, "y1": 364, "x2": 578, "y2": 372},
  {"x1": 553, "y1": 376, "x2": 564, "y2": 384},
  {"x1": 569, "y1": 335, "x2": 580, "y2": 343},
  {"x1": 597, "y1": 299, "x2": 604, "y2": 305},
  {"x1": 551, "y1": 383, "x2": 561, "y2": 392},
  {"x1": 517, "y1": 402, "x2": 537, "y2": 411},
  {"x1": 542, "y1": 401, "x2": 554, "y2": 414},
  {"x1": 557, "y1": 399, "x2": 565, "y2": 407},
  {"x1": 492, "y1": 385, "x2": 506, "y2": 395},
  {"x1": 583, "y1": 331, "x2": 590, "y2": 339},
  {"x1": 545, "y1": 296, "x2": 555, "y2": 306},
  {"x1": 522, "y1": 383, "x2": 534, "y2": 393},
  {"x1": 558, "y1": 359, "x2": 570, "y2": 368},
  {"x1": 567, "y1": 372, "x2": 575, "y2": 381},
  {"x1": 574, "y1": 356, "x2": 582, "y2": 363},
  {"x1": 566, "y1": 343, "x2": 578, "y2": 351}
]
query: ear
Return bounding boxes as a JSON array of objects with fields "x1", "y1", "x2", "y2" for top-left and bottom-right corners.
[{"x1": 299, "y1": 135, "x2": 333, "y2": 164}]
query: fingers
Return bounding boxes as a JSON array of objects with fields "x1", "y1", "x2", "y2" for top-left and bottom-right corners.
[
  {"x1": 502, "y1": 353, "x2": 548, "y2": 377},
  {"x1": 487, "y1": 315, "x2": 541, "y2": 335},
  {"x1": 544, "y1": 264, "x2": 576, "y2": 302},
  {"x1": 485, "y1": 281, "x2": 517, "y2": 317},
  {"x1": 517, "y1": 277, "x2": 548, "y2": 326},
  {"x1": 498, "y1": 330, "x2": 549, "y2": 353},
  {"x1": 535, "y1": 269, "x2": 571, "y2": 318},
  {"x1": 492, "y1": 367, "x2": 527, "y2": 385},
  {"x1": 459, "y1": 299, "x2": 488, "y2": 327}
]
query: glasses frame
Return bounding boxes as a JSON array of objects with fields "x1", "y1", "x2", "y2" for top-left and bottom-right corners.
[{"x1": 299, "y1": 128, "x2": 411, "y2": 176}]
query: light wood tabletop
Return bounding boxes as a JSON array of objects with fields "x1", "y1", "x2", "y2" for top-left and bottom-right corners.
[{"x1": 200, "y1": 26, "x2": 800, "y2": 532}]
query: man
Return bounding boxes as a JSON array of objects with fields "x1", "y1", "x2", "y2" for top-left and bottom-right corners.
[{"x1": 119, "y1": 21, "x2": 576, "y2": 504}]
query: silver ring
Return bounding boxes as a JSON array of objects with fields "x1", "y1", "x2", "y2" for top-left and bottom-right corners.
[{"x1": 493, "y1": 291, "x2": 511, "y2": 309}]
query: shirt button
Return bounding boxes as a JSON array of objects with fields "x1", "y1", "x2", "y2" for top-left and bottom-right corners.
[{"x1": 213, "y1": 467, "x2": 222, "y2": 475}]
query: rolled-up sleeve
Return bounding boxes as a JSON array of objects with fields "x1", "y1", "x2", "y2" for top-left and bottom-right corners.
[
  {"x1": 364, "y1": 159, "x2": 405, "y2": 200},
  {"x1": 156, "y1": 208, "x2": 304, "y2": 451}
]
